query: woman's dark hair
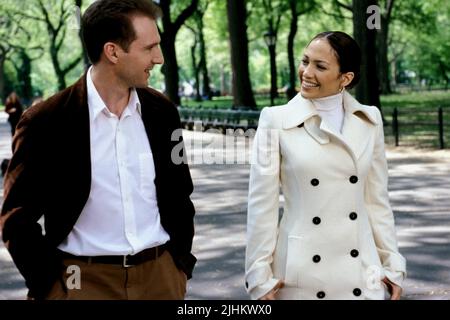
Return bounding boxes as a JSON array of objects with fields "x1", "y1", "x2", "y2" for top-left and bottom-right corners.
[
  {"x1": 81, "y1": 0, "x2": 162, "y2": 64},
  {"x1": 310, "y1": 31, "x2": 361, "y2": 89}
]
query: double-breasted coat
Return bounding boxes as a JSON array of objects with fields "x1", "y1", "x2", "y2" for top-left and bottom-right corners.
[{"x1": 245, "y1": 92, "x2": 406, "y2": 300}]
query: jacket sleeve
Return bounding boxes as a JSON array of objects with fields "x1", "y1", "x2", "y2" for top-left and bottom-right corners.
[
  {"x1": 0, "y1": 111, "x2": 61, "y2": 299},
  {"x1": 364, "y1": 108, "x2": 406, "y2": 287},
  {"x1": 164, "y1": 105, "x2": 196, "y2": 279},
  {"x1": 245, "y1": 107, "x2": 281, "y2": 299}
]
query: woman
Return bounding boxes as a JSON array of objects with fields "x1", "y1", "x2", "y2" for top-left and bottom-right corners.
[
  {"x1": 245, "y1": 31, "x2": 406, "y2": 300},
  {"x1": 4, "y1": 91, "x2": 23, "y2": 136}
]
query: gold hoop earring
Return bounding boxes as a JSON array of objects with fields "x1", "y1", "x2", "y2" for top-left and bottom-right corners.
[{"x1": 339, "y1": 86, "x2": 345, "y2": 93}]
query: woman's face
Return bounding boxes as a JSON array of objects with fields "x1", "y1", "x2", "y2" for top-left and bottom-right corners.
[{"x1": 298, "y1": 38, "x2": 352, "y2": 99}]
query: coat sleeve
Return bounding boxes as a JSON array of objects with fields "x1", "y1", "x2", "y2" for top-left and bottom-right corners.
[
  {"x1": 364, "y1": 108, "x2": 406, "y2": 287},
  {"x1": 0, "y1": 111, "x2": 61, "y2": 299},
  {"x1": 245, "y1": 107, "x2": 281, "y2": 299}
]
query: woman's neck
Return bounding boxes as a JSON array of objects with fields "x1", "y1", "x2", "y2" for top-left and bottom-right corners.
[{"x1": 311, "y1": 92, "x2": 343, "y2": 111}]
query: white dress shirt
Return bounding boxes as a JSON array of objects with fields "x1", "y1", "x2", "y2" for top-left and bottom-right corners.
[
  {"x1": 58, "y1": 67, "x2": 170, "y2": 256},
  {"x1": 312, "y1": 92, "x2": 344, "y2": 133}
]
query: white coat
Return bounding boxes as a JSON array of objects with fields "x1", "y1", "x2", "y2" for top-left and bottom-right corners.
[{"x1": 245, "y1": 92, "x2": 406, "y2": 300}]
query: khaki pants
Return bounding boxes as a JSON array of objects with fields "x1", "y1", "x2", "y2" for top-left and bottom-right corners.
[{"x1": 46, "y1": 250, "x2": 186, "y2": 300}]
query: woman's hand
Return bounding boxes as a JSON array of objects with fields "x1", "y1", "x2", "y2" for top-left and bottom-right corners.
[
  {"x1": 259, "y1": 280, "x2": 284, "y2": 300},
  {"x1": 382, "y1": 277, "x2": 402, "y2": 300}
]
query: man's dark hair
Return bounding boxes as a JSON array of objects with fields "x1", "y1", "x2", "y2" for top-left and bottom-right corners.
[
  {"x1": 81, "y1": 0, "x2": 162, "y2": 64},
  {"x1": 310, "y1": 31, "x2": 361, "y2": 89}
]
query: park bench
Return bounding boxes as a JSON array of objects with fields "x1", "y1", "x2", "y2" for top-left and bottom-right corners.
[{"x1": 177, "y1": 107, "x2": 261, "y2": 133}]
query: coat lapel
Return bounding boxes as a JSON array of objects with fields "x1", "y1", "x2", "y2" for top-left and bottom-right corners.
[
  {"x1": 282, "y1": 93, "x2": 329, "y2": 144},
  {"x1": 281, "y1": 92, "x2": 379, "y2": 161},
  {"x1": 341, "y1": 92, "x2": 378, "y2": 160}
]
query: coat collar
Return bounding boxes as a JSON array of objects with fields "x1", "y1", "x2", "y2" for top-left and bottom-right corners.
[
  {"x1": 282, "y1": 91, "x2": 378, "y2": 129},
  {"x1": 282, "y1": 91, "x2": 379, "y2": 161}
]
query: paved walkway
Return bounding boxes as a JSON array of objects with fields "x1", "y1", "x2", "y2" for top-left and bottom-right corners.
[{"x1": 0, "y1": 112, "x2": 449, "y2": 300}]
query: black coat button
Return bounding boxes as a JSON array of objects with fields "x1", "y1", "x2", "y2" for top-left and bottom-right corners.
[
  {"x1": 349, "y1": 212, "x2": 358, "y2": 220},
  {"x1": 349, "y1": 176, "x2": 358, "y2": 184},
  {"x1": 317, "y1": 291, "x2": 326, "y2": 299},
  {"x1": 353, "y1": 288, "x2": 362, "y2": 296},
  {"x1": 312, "y1": 217, "x2": 321, "y2": 225},
  {"x1": 312, "y1": 255, "x2": 321, "y2": 263},
  {"x1": 350, "y1": 249, "x2": 359, "y2": 258},
  {"x1": 311, "y1": 178, "x2": 319, "y2": 186}
]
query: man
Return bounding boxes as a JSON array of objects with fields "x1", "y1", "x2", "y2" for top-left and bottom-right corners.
[{"x1": 0, "y1": 0, "x2": 196, "y2": 300}]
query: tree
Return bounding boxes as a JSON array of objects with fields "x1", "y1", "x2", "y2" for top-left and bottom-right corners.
[
  {"x1": 158, "y1": 0, "x2": 199, "y2": 105},
  {"x1": 352, "y1": 0, "x2": 381, "y2": 108},
  {"x1": 75, "y1": 0, "x2": 89, "y2": 70},
  {"x1": 196, "y1": 6, "x2": 212, "y2": 101},
  {"x1": 185, "y1": 2, "x2": 212, "y2": 101},
  {"x1": 226, "y1": 0, "x2": 256, "y2": 109},
  {"x1": 15, "y1": 0, "x2": 83, "y2": 90},
  {"x1": 0, "y1": 1, "x2": 44, "y2": 101},
  {"x1": 286, "y1": 0, "x2": 315, "y2": 99},
  {"x1": 10, "y1": 48, "x2": 44, "y2": 103},
  {"x1": 258, "y1": 0, "x2": 287, "y2": 104},
  {"x1": 0, "y1": 14, "x2": 14, "y2": 100},
  {"x1": 186, "y1": 24, "x2": 201, "y2": 101},
  {"x1": 376, "y1": 0, "x2": 395, "y2": 94}
]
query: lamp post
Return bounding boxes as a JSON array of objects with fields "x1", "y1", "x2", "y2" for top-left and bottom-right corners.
[{"x1": 264, "y1": 30, "x2": 277, "y2": 106}]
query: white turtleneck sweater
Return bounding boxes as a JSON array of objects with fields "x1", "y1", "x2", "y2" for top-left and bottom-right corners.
[{"x1": 311, "y1": 92, "x2": 344, "y2": 134}]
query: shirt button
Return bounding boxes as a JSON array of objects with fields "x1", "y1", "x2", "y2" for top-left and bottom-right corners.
[
  {"x1": 350, "y1": 249, "x2": 359, "y2": 258},
  {"x1": 312, "y1": 217, "x2": 321, "y2": 225},
  {"x1": 311, "y1": 178, "x2": 319, "y2": 186},
  {"x1": 349, "y1": 212, "x2": 358, "y2": 220},
  {"x1": 349, "y1": 176, "x2": 358, "y2": 184},
  {"x1": 312, "y1": 255, "x2": 321, "y2": 263},
  {"x1": 317, "y1": 291, "x2": 326, "y2": 299}
]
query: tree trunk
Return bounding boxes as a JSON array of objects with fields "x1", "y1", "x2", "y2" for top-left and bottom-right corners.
[
  {"x1": 18, "y1": 50, "x2": 33, "y2": 104},
  {"x1": 353, "y1": 0, "x2": 381, "y2": 109},
  {"x1": 161, "y1": 32, "x2": 180, "y2": 105},
  {"x1": 159, "y1": 0, "x2": 199, "y2": 106},
  {"x1": 390, "y1": 59, "x2": 397, "y2": 90},
  {"x1": 287, "y1": 0, "x2": 299, "y2": 100},
  {"x1": 220, "y1": 64, "x2": 227, "y2": 96},
  {"x1": 75, "y1": 0, "x2": 90, "y2": 70},
  {"x1": 0, "y1": 56, "x2": 5, "y2": 102},
  {"x1": 50, "y1": 41, "x2": 67, "y2": 90},
  {"x1": 226, "y1": 0, "x2": 256, "y2": 109},
  {"x1": 377, "y1": 10, "x2": 392, "y2": 94},
  {"x1": 197, "y1": 16, "x2": 211, "y2": 100},
  {"x1": 269, "y1": 44, "x2": 278, "y2": 104},
  {"x1": 190, "y1": 39, "x2": 201, "y2": 102}
]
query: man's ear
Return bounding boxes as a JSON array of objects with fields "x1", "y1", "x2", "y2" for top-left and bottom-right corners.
[
  {"x1": 103, "y1": 42, "x2": 120, "y2": 64},
  {"x1": 341, "y1": 72, "x2": 354, "y2": 88}
]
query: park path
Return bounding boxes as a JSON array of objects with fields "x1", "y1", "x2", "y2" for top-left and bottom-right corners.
[{"x1": 0, "y1": 112, "x2": 449, "y2": 299}]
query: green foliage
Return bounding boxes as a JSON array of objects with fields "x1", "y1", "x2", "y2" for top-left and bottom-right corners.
[{"x1": 0, "y1": 0, "x2": 448, "y2": 101}]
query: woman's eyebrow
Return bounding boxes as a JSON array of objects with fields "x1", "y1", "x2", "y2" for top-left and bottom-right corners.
[{"x1": 303, "y1": 55, "x2": 329, "y2": 64}]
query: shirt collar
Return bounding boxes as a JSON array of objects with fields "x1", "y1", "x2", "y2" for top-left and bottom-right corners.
[{"x1": 86, "y1": 66, "x2": 142, "y2": 120}]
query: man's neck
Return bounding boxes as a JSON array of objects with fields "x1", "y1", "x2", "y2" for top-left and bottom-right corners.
[{"x1": 90, "y1": 65, "x2": 130, "y2": 118}]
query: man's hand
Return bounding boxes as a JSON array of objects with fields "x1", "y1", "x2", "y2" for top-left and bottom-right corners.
[{"x1": 259, "y1": 280, "x2": 284, "y2": 300}]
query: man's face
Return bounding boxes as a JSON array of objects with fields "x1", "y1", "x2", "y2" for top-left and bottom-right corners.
[{"x1": 116, "y1": 15, "x2": 164, "y2": 88}]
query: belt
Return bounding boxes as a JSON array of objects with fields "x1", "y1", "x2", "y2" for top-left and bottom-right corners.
[{"x1": 60, "y1": 244, "x2": 167, "y2": 268}]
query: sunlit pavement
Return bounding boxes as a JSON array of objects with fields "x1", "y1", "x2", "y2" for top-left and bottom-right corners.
[{"x1": 0, "y1": 112, "x2": 449, "y2": 300}]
